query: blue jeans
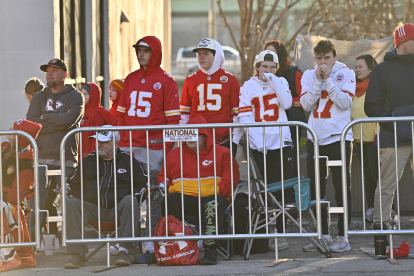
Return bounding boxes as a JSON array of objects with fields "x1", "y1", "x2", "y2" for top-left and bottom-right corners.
[{"x1": 29, "y1": 165, "x2": 74, "y2": 240}]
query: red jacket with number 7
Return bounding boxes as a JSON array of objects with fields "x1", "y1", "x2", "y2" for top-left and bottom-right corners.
[{"x1": 117, "y1": 36, "x2": 180, "y2": 150}]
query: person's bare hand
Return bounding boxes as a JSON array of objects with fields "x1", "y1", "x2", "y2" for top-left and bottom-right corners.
[
  {"x1": 315, "y1": 67, "x2": 324, "y2": 79},
  {"x1": 319, "y1": 64, "x2": 331, "y2": 79}
]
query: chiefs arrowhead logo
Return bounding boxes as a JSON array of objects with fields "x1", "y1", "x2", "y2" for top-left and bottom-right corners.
[
  {"x1": 202, "y1": 160, "x2": 213, "y2": 166},
  {"x1": 7, "y1": 165, "x2": 15, "y2": 175},
  {"x1": 117, "y1": 168, "x2": 127, "y2": 173},
  {"x1": 45, "y1": 99, "x2": 63, "y2": 111}
]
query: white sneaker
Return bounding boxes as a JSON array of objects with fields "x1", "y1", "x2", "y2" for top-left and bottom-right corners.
[
  {"x1": 303, "y1": 234, "x2": 333, "y2": 252},
  {"x1": 110, "y1": 243, "x2": 119, "y2": 255},
  {"x1": 329, "y1": 236, "x2": 351, "y2": 252},
  {"x1": 365, "y1": 207, "x2": 374, "y2": 222},
  {"x1": 268, "y1": 238, "x2": 289, "y2": 251},
  {"x1": 142, "y1": 241, "x2": 154, "y2": 254},
  {"x1": 53, "y1": 237, "x2": 60, "y2": 251},
  {"x1": 197, "y1": 240, "x2": 205, "y2": 252}
]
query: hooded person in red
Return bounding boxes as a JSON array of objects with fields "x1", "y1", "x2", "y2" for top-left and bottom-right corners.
[
  {"x1": 0, "y1": 119, "x2": 41, "y2": 272},
  {"x1": 109, "y1": 79, "x2": 124, "y2": 116},
  {"x1": 80, "y1": 83, "x2": 117, "y2": 158},
  {"x1": 158, "y1": 115, "x2": 239, "y2": 265},
  {"x1": 117, "y1": 36, "x2": 180, "y2": 154},
  {"x1": 116, "y1": 36, "x2": 181, "y2": 254}
]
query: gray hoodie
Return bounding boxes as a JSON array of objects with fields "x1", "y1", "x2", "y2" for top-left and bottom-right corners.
[{"x1": 26, "y1": 84, "x2": 84, "y2": 165}]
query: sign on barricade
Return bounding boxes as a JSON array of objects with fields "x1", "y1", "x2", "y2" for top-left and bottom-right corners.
[{"x1": 164, "y1": 129, "x2": 198, "y2": 142}]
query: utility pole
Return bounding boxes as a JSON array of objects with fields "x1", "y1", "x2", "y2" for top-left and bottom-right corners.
[{"x1": 208, "y1": 0, "x2": 216, "y2": 38}]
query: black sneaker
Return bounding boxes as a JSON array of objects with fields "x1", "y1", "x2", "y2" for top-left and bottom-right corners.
[
  {"x1": 115, "y1": 250, "x2": 131, "y2": 266},
  {"x1": 64, "y1": 254, "x2": 86, "y2": 269},
  {"x1": 200, "y1": 247, "x2": 218, "y2": 265}
]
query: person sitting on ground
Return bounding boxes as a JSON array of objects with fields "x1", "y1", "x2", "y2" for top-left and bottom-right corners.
[
  {"x1": 0, "y1": 119, "x2": 42, "y2": 272},
  {"x1": 235, "y1": 50, "x2": 293, "y2": 251},
  {"x1": 109, "y1": 79, "x2": 124, "y2": 116},
  {"x1": 64, "y1": 128, "x2": 147, "y2": 269},
  {"x1": 24, "y1": 77, "x2": 44, "y2": 104},
  {"x1": 79, "y1": 83, "x2": 117, "y2": 158},
  {"x1": 351, "y1": 54, "x2": 378, "y2": 222},
  {"x1": 158, "y1": 115, "x2": 240, "y2": 265}
]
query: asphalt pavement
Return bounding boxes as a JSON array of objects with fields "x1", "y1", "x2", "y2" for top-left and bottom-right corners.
[{"x1": 6, "y1": 234, "x2": 414, "y2": 276}]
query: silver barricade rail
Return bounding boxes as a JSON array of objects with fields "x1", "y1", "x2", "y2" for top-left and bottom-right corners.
[
  {"x1": 0, "y1": 130, "x2": 39, "y2": 248},
  {"x1": 341, "y1": 116, "x2": 414, "y2": 261},
  {"x1": 60, "y1": 122, "x2": 323, "y2": 263}
]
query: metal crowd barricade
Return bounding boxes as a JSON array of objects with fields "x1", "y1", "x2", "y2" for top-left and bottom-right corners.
[
  {"x1": 341, "y1": 116, "x2": 414, "y2": 261},
  {"x1": 60, "y1": 122, "x2": 323, "y2": 266},
  {"x1": 0, "y1": 130, "x2": 40, "y2": 248}
]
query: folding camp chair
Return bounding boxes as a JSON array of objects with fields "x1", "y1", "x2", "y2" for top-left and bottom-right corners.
[{"x1": 237, "y1": 148, "x2": 331, "y2": 260}]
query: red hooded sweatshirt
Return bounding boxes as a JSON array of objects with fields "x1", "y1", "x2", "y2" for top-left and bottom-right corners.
[
  {"x1": 117, "y1": 36, "x2": 181, "y2": 151},
  {"x1": 157, "y1": 116, "x2": 239, "y2": 199},
  {"x1": 80, "y1": 83, "x2": 117, "y2": 157}
]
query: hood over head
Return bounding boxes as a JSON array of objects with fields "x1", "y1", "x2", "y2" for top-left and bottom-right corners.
[
  {"x1": 197, "y1": 38, "x2": 225, "y2": 76},
  {"x1": 84, "y1": 82, "x2": 102, "y2": 111},
  {"x1": 134, "y1": 36, "x2": 162, "y2": 77},
  {"x1": 13, "y1": 119, "x2": 42, "y2": 148},
  {"x1": 185, "y1": 115, "x2": 213, "y2": 154}
]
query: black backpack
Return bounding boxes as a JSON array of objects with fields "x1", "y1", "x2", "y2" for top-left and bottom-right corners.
[{"x1": 231, "y1": 193, "x2": 269, "y2": 255}]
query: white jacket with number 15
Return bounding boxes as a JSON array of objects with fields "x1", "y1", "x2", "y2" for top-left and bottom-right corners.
[{"x1": 234, "y1": 73, "x2": 292, "y2": 152}]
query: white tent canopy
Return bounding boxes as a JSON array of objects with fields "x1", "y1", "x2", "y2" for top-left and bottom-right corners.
[{"x1": 293, "y1": 34, "x2": 395, "y2": 73}]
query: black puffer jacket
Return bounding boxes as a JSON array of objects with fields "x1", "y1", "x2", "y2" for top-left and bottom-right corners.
[
  {"x1": 364, "y1": 50, "x2": 414, "y2": 148},
  {"x1": 67, "y1": 148, "x2": 147, "y2": 209}
]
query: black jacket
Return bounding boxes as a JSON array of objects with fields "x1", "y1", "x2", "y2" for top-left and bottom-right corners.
[
  {"x1": 67, "y1": 148, "x2": 147, "y2": 209},
  {"x1": 364, "y1": 50, "x2": 414, "y2": 148},
  {"x1": 26, "y1": 85, "x2": 84, "y2": 164}
]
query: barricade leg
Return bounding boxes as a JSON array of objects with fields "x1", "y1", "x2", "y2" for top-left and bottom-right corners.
[{"x1": 107, "y1": 233, "x2": 110, "y2": 267}]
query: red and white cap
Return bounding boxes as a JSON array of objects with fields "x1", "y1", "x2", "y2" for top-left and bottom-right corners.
[{"x1": 394, "y1": 23, "x2": 414, "y2": 48}]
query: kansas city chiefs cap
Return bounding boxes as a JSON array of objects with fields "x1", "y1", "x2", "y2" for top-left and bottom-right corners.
[
  {"x1": 133, "y1": 40, "x2": 151, "y2": 50},
  {"x1": 255, "y1": 50, "x2": 279, "y2": 64},
  {"x1": 88, "y1": 125, "x2": 119, "y2": 142},
  {"x1": 40, "y1": 58, "x2": 68, "y2": 72},
  {"x1": 193, "y1": 38, "x2": 216, "y2": 53}
]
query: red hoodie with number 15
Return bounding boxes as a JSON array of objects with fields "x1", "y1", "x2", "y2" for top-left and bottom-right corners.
[{"x1": 117, "y1": 36, "x2": 181, "y2": 151}]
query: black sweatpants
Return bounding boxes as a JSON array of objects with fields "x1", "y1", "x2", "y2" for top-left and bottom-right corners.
[
  {"x1": 306, "y1": 140, "x2": 352, "y2": 237},
  {"x1": 251, "y1": 146, "x2": 292, "y2": 234},
  {"x1": 161, "y1": 193, "x2": 229, "y2": 248}
]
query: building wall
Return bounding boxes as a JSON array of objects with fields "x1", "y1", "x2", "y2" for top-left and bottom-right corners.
[
  {"x1": 0, "y1": 0, "x2": 58, "y2": 130},
  {"x1": 108, "y1": 0, "x2": 171, "y2": 84}
]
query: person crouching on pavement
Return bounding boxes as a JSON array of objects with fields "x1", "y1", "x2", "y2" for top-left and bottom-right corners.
[
  {"x1": 158, "y1": 115, "x2": 240, "y2": 265},
  {"x1": 64, "y1": 128, "x2": 148, "y2": 269}
]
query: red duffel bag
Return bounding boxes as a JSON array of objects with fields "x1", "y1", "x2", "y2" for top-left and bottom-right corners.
[{"x1": 153, "y1": 215, "x2": 199, "y2": 266}]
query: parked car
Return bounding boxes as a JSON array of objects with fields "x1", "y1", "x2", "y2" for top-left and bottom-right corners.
[{"x1": 173, "y1": 46, "x2": 241, "y2": 80}]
